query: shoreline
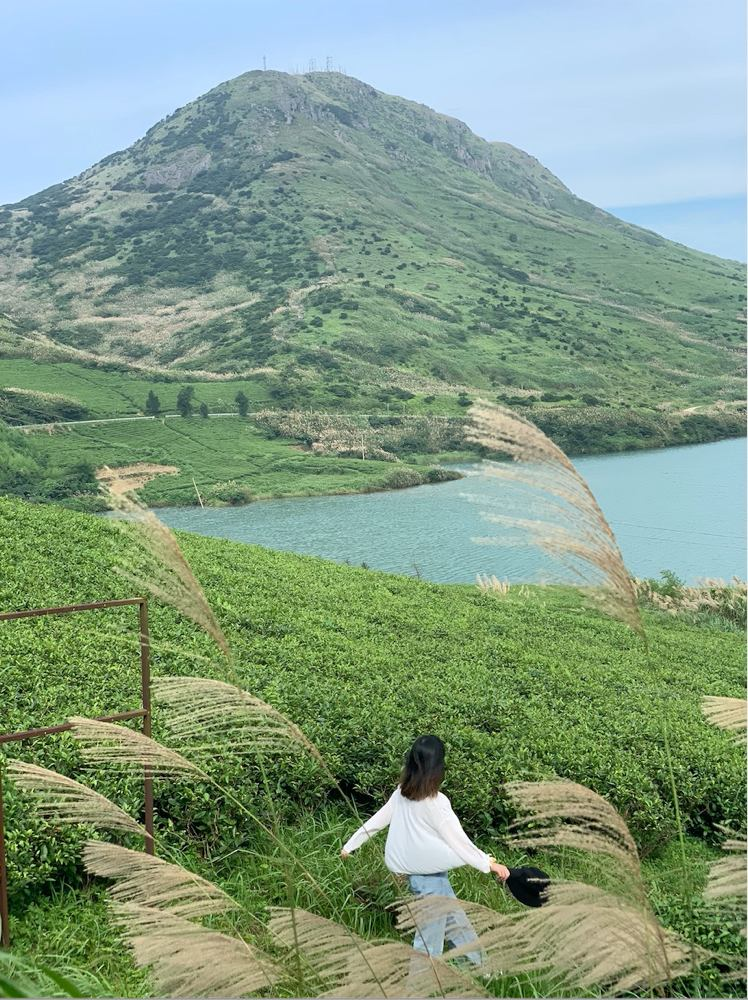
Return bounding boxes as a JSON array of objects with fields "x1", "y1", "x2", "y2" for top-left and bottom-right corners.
[
  {"x1": 24, "y1": 413, "x2": 746, "y2": 513},
  {"x1": 142, "y1": 435, "x2": 748, "y2": 522},
  {"x1": 141, "y1": 431, "x2": 748, "y2": 512}
]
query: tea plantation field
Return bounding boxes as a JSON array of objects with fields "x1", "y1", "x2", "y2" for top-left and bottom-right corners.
[
  {"x1": 20, "y1": 416, "x2": 448, "y2": 507},
  {"x1": 0, "y1": 497, "x2": 744, "y2": 993}
]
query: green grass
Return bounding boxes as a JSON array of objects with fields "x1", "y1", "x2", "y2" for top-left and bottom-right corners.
[
  {"x1": 7, "y1": 809, "x2": 743, "y2": 998},
  {"x1": 22, "y1": 415, "x2": 444, "y2": 506},
  {"x1": 0, "y1": 359, "x2": 273, "y2": 420}
]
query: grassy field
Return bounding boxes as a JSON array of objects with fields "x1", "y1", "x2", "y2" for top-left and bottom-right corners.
[
  {"x1": 6, "y1": 815, "x2": 737, "y2": 998},
  {"x1": 0, "y1": 358, "x2": 274, "y2": 420},
  {"x1": 0, "y1": 497, "x2": 744, "y2": 995},
  {"x1": 20, "y1": 415, "x2": 451, "y2": 507}
]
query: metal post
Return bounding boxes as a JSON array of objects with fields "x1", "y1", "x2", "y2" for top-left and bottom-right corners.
[
  {"x1": 0, "y1": 596, "x2": 156, "y2": 944},
  {"x1": 0, "y1": 771, "x2": 9, "y2": 947},
  {"x1": 139, "y1": 600, "x2": 154, "y2": 855},
  {"x1": 0, "y1": 709, "x2": 146, "y2": 746}
]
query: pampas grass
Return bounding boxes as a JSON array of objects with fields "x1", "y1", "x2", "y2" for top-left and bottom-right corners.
[
  {"x1": 152, "y1": 676, "x2": 328, "y2": 770},
  {"x1": 83, "y1": 841, "x2": 238, "y2": 919},
  {"x1": 269, "y1": 907, "x2": 369, "y2": 986},
  {"x1": 703, "y1": 834, "x2": 747, "y2": 935},
  {"x1": 704, "y1": 835, "x2": 747, "y2": 903},
  {"x1": 109, "y1": 902, "x2": 281, "y2": 997},
  {"x1": 394, "y1": 883, "x2": 699, "y2": 996},
  {"x1": 475, "y1": 573, "x2": 510, "y2": 596},
  {"x1": 467, "y1": 399, "x2": 725, "y2": 987},
  {"x1": 702, "y1": 696, "x2": 747, "y2": 743},
  {"x1": 68, "y1": 716, "x2": 201, "y2": 778},
  {"x1": 505, "y1": 780, "x2": 640, "y2": 876},
  {"x1": 5, "y1": 761, "x2": 146, "y2": 837},
  {"x1": 104, "y1": 483, "x2": 229, "y2": 656},
  {"x1": 269, "y1": 907, "x2": 484, "y2": 998},
  {"x1": 467, "y1": 400, "x2": 641, "y2": 632}
]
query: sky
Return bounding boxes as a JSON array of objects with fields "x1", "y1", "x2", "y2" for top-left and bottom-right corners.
[{"x1": 1, "y1": 0, "x2": 745, "y2": 259}]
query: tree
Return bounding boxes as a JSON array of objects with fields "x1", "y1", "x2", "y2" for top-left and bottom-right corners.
[
  {"x1": 176, "y1": 386, "x2": 195, "y2": 417},
  {"x1": 144, "y1": 390, "x2": 161, "y2": 416},
  {"x1": 235, "y1": 390, "x2": 249, "y2": 417},
  {"x1": 198, "y1": 401, "x2": 209, "y2": 418}
]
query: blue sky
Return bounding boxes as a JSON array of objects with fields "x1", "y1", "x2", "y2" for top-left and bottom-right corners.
[{"x1": 1, "y1": 0, "x2": 745, "y2": 258}]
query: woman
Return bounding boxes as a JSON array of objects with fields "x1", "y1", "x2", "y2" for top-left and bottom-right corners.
[{"x1": 341, "y1": 734, "x2": 509, "y2": 968}]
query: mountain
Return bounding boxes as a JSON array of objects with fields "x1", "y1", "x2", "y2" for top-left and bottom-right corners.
[{"x1": 0, "y1": 70, "x2": 745, "y2": 421}]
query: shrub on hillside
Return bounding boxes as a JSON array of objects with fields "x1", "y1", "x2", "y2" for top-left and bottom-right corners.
[
  {"x1": 635, "y1": 572, "x2": 746, "y2": 630},
  {"x1": 424, "y1": 466, "x2": 461, "y2": 484},
  {"x1": 206, "y1": 480, "x2": 254, "y2": 505},
  {"x1": 0, "y1": 389, "x2": 90, "y2": 425},
  {"x1": 382, "y1": 467, "x2": 425, "y2": 490}
]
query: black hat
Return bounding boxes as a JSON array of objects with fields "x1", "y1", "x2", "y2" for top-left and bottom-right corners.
[{"x1": 504, "y1": 866, "x2": 550, "y2": 908}]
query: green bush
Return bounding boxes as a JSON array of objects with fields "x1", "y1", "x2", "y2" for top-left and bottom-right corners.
[
  {"x1": 206, "y1": 480, "x2": 254, "y2": 505},
  {"x1": 382, "y1": 467, "x2": 425, "y2": 490},
  {"x1": 424, "y1": 466, "x2": 461, "y2": 484}
]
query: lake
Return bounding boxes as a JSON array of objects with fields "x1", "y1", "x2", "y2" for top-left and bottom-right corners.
[{"x1": 157, "y1": 437, "x2": 746, "y2": 584}]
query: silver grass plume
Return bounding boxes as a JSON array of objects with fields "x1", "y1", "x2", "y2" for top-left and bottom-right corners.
[
  {"x1": 104, "y1": 482, "x2": 229, "y2": 655},
  {"x1": 152, "y1": 676, "x2": 328, "y2": 772},
  {"x1": 268, "y1": 907, "x2": 485, "y2": 998},
  {"x1": 83, "y1": 841, "x2": 238, "y2": 919},
  {"x1": 506, "y1": 780, "x2": 640, "y2": 877},
  {"x1": 268, "y1": 907, "x2": 368, "y2": 986},
  {"x1": 467, "y1": 400, "x2": 641, "y2": 632},
  {"x1": 702, "y1": 696, "x2": 747, "y2": 743},
  {"x1": 703, "y1": 834, "x2": 747, "y2": 927},
  {"x1": 700, "y1": 700, "x2": 746, "y2": 927},
  {"x1": 324, "y1": 941, "x2": 486, "y2": 998},
  {"x1": 109, "y1": 901, "x2": 280, "y2": 997},
  {"x1": 5, "y1": 761, "x2": 146, "y2": 837},
  {"x1": 68, "y1": 716, "x2": 202, "y2": 778},
  {"x1": 394, "y1": 883, "x2": 700, "y2": 996}
]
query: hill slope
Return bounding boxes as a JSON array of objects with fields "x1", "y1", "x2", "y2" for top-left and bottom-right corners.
[{"x1": 0, "y1": 70, "x2": 745, "y2": 420}]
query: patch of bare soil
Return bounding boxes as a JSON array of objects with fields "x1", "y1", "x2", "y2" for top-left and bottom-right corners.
[{"x1": 96, "y1": 463, "x2": 179, "y2": 495}]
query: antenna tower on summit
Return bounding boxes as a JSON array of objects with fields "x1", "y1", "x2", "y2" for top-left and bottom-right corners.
[
  {"x1": 326, "y1": 55, "x2": 332, "y2": 71},
  {"x1": 262, "y1": 55, "x2": 267, "y2": 70}
]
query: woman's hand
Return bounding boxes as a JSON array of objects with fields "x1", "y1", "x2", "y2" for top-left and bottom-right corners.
[
  {"x1": 490, "y1": 861, "x2": 510, "y2": 881},
  {"x1": 340, "y1": 849, "x2": 350, "y2": 859}
]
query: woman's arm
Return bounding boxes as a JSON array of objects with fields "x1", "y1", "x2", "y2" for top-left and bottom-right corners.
[
  {"x1": 341, "y1": 790, "x2": 397, "y2": 856},
  {"x1": 431, "y1": 797, "x2": 507, "y2": 877}
]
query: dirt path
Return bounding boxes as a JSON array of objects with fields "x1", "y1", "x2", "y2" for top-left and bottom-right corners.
[{"x1": 96, "y1": 463, "x2": 179, "y2": 494}]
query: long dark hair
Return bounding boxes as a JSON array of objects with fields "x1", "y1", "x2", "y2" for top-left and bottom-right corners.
[{"x1": 400, "y1": 735, "x2": 445, "y2": 800}]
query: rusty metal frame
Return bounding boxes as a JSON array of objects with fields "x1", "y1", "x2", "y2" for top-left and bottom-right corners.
[{"x1": 0, "y1": 598, "x2": 154, "y2": 948}]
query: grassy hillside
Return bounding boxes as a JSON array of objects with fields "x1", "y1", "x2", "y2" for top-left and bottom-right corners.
[
  {"x1": 0, "y1": 497, "x2": 744, "y2": 995},
  {"x1": 0, "y1": 72, "x2": 744, "y2": 424}
]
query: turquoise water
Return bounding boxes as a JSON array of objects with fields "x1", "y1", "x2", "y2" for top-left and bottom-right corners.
[{"x1": 157, "y1": 438, "x2": 746, "y2": 584}]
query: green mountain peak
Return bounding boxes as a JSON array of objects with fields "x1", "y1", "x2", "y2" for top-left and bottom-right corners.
[{"x1": 0, "y1": 70, "x2": 744, "y2": 417}]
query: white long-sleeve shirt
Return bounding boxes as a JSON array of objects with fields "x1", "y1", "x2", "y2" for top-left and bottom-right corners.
[{"x1": 342, "y1": 787, "x2": 491, "y2": 875}]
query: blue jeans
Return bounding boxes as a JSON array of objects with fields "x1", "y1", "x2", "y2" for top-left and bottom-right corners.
[{"x1": 407, "y1": 872, "x2": 484, "y2": 968}]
